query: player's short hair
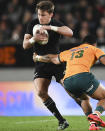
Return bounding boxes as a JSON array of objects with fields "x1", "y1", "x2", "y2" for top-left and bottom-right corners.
[
  {"x1": 36, "y1": 0, "x2": 54, "y2": 13},
  {"x1": 82, "y1": 35, "x2": 97, "y2": 45}
]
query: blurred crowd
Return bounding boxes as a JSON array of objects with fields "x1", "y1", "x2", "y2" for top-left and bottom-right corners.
[{"x1": 0, "y1": 0, "x2": 105, "y2": 47}]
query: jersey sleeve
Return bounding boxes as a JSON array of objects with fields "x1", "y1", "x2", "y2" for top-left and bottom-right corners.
[
  {"x1": 26, "y1": 21, "x2": 33, "y2": 35},
  {"x1": 52, "y1": 19, "x2": 64, "y2": 27},
  {"x1": 51, "y1": 19, "x2": 65, "y2": 39},
  {"x1": 59, "y1": 50, "x2": 69, "y2": 62},
  {"x1": 94, "y1": 47, "x2": 105, "y2": 60}
]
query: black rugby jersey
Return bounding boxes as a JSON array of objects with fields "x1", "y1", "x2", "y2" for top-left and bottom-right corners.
[{"x1": 26, "y1": 18, "x2": 64, "y2": 55}]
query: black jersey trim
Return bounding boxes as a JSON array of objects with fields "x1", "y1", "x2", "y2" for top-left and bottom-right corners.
[{"x1": 58, "y1": 54, "x2": 62, "y2": 63}]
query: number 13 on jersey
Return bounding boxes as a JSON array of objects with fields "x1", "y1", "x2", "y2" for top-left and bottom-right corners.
[{"x1": 70, "y1": 50, "x2": 84, "y2": 60}]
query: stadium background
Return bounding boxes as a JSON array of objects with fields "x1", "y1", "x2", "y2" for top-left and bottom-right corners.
[{"x1": 0, "y1": 0, "x2": 105, "y2": 116}]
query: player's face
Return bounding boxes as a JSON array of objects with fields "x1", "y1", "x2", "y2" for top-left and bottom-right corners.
[{"x1": 37, "y1": 9, "x2": 53, "y2": 24}]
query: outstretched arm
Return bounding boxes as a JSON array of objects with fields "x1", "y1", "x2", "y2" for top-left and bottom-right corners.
[
  {"x1": 33, "y1": 53, "x2": 61, "y2": 64},
  {"x1": 48, "y1": 54, "x2": 61, "y2": 64},
  {"x1": 99, "y1": 56, "x2": 105, "y2": 65}
]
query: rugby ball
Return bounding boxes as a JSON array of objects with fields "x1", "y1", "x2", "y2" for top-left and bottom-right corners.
[{"x1": 33, "y1": 24, "x2": 49, "y2": 45}]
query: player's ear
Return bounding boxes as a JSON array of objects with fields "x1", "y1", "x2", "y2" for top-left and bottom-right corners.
[{"x1": 50, "y1": 13, "x2": 53, "y2": 17}]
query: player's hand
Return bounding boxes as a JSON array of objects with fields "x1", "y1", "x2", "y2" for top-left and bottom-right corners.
[
  {"x1": 39, "y1": 25, "x2": 51, "y2": 34},
  {"x1": 33, "y1": 53, "x2": 37, "y2": 62},
  {"x1": 34, "y1": 33, "x2": 48, "y2": 42}
]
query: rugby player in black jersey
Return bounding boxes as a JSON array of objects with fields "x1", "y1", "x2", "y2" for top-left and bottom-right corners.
[{"x1": 23, "y1": 1, "x2": 73, "y2": 130}]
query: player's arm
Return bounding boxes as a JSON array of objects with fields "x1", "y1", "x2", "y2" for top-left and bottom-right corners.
[
  {"x1": 33, "y1": 53, "x2": 51, "y2": 63},
  {"x1": 23, "y1": 33, "x2": 47, "y2": 50},
  {"x1": 39, "y1": 25, "x2": 73, "y2": 37},
  {"x1": 23, "y1": 34, "x2": 35, "y2": 49},
  {"x1": 99, "y1": 55, "x2": 105, "y2": 65},
  {"x1": 95, "y1": 47, "x2": 105, "y2": 65},
  {"x1": 48, "y1": 54, "x2": 61, "y2": 64},
  {"x1": 33, "y1": 53, "x2": 60, "y2": 64},
  {"x1": 52, "y1": 26, "x2": 73, "y2": 37}
]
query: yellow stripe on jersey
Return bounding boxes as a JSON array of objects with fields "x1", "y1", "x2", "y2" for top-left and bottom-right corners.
[{"x1": 59, "y1": 44, "x2": 105, "y2": 80}]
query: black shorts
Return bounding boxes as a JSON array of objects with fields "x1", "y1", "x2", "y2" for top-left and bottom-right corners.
[{"x1": 34, "y1": 62, "x2": 65, "y2": 82}]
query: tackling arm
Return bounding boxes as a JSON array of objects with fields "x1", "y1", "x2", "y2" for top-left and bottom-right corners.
[
  {"x1": 48, "y1": 54, "x2": 61, "y2": 64},
  {"x1": 33, "y1": 53, "x2": 60, "y2": 64},
  {"x1": 99, "y1": 56, "x2": 105, "y2": 65}
]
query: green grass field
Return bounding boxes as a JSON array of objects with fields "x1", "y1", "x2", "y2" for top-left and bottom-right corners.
[{"x1": 0, "y1": 116, "x2": 105, "y2": 131}]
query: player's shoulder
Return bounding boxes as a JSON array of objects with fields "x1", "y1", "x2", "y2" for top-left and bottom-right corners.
[
  {"x1": 28, "y1": 18, "x2": 39, "y2": 26},
  {"x1": 81, "y1": 44, "x2": 100, "y2": 54},
  {"x1": 61, "y1": 49, "x2": 70, "y2": 55},
  {"x1": 50, "y1": 18, "x2": 64, "y2": 26},
  {"x1": 86, "y1": 44, "x2": 97, "y2": 50},
  {"x1": 79, "y1": 43, "x2": 95, "y2": 50},
  {"x1": 69, "y1": 45, "x2": 80, "y2": 52}
]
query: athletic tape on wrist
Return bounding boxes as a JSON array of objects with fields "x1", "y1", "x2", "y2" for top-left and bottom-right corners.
[
  {"x1": 29, "y1": 37, "x2": 35, "y2": 45},
  {"x1": 50, "y1": 26, "x2": 58, "y2": 32},
  {"x1": 36, "y1": 55, "x2": 41, "y2": 61}
]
